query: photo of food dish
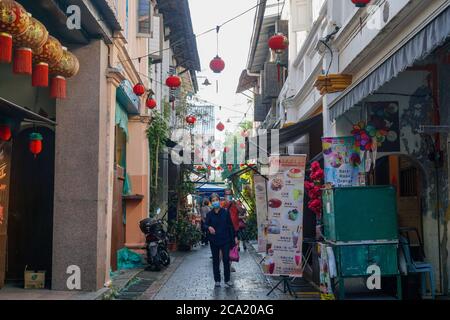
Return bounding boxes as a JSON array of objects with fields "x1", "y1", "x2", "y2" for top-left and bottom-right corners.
[
  {"x1": 268, "y1": 198, "x2": 282, "y2": 208},
  {"x1": 292, "y1": 189, "x2": 303, "y2": 201},
  {"x1": 255, "y1": 183, "x2": 265, "y2": 192},
  {"x1": 267, "y1": 219, "x2": 281, "y2": 234},
  {"x1": 287, "y1": 209, "x2": 300, "y2": 222},
  {"x1": 270, "y1": 176, "x2": 284, "y2": 191},
  {"x1": 287, "y1": 168, "x2": 302, "y2": 179}
]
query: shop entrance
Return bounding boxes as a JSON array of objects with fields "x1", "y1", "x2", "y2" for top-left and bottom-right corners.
[
  {"x1": 375, "y1": 155, "x2": 424, "y2": 253},
  {"x1": 6, "y1": 127, "x2": 55, "y2": 288}
]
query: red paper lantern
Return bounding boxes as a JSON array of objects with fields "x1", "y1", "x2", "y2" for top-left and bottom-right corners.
[
  {"x1": 29, "y1": 132, "x2": 43, "y2": 157},
  {"x1": 241, "y1": 130, "x2": 249, "y2": 138},
  {"x1": 0, "y1": 123, "x2": 11, "y2": 141},
  {"x1": 227, "y1": 164, "x2": 233, "y2": 171},
  {"x1": 165, "y1": 75, "x2": 181, "y2": 89},
  {"x1": 49, "y1": 48, "x2": 79, "y2": 99},
  {"x1": 13, "y1": 17, "x2": 48, "y2": 75},
  {"x1": 210, "y1": 55, "x2": 225, "y2": 73},
  {"x1": 216, "y1": 121, "x2": 225, "y2": 131},
  {"x1": 0, "y1": 1, "x2": 30, "y2": 63},
  {"x1": 186, "y1": 115, "x2": 196, "y2": 125},
  {"x1": 133, "y1": 83, "x2": 145, "y2": 96},
  {"x1": 352, "y1": 0, "x2": 370, "y2": 7},
  {"x1": 268, "y1": 33, "x2": 289, "y2": 54},
  {"x1": 32, "y1": 36, "x2": 63, "y2": 87},
  {"x1": 146, "y1": 97, "x2": 157, "y2": 109}
]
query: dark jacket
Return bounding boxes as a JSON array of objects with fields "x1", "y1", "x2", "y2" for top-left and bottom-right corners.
[{"x1": 205, "y1": 208, "x2": 236, "y2": 246}]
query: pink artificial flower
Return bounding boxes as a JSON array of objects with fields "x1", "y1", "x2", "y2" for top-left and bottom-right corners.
[{"x1": 311, "y1": 161, "x2": 321, "y2": 171}]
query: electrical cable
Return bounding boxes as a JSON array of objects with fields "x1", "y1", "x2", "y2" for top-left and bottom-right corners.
[{"x1": 117, "y1": 1, "x2": 266, "y2": 65}]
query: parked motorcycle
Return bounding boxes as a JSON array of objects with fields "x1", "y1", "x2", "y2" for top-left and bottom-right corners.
[{"x1": 139, "y1": 209, "x2": 171, "y2": 271}]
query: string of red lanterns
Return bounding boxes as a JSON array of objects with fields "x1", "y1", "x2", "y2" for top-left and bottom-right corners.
[{"x1": 0, "y1": 0, "x2": 79, "y2": 98}]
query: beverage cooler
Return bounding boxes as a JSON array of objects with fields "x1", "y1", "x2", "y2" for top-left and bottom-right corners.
[{"x1": 321, "y1": 186, "x2": 402, "y2": 299}]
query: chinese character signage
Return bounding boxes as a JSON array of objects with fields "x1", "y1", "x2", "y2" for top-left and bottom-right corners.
[
  {"x1": 253, "y1": 174, "x2": 268, "y2": 253},
  {"x1": 263, "y1": 155, "x2": 306, "y2": 277},
  {"x1": 322, "y1": 137, "x2": 361, "y2": 187}
]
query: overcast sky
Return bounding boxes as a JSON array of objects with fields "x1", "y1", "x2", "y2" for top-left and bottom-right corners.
[{"x1": 188, "y1": 0, "x2": 257, "y2": 143}]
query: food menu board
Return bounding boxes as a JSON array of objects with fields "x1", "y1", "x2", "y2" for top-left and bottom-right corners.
[
  {"x1": 322, "y1": 137, "x2": 361, "y2": 187},
  {"x1": 253, "y1": 174, "x2": 268, "y2": 253},
  {"x1": 262, "y1": 155, "x2": 306, "y2": 277}
]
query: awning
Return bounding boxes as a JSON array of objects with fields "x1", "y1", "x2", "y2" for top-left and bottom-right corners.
[
  {"x1": 0, "y1": 97, "x2": 56, "y2": 125},
  {"x1": 115, "y1": 101, "x2": 129, "y2": 139},
  {"x1": 246, "y1": 114, "x2": 322, "y2": 159},
  {"x1": 236, "y1": 70, "x2": 258, "y2": 93},
  {"x1": 329, "y1": 5, "x2": 450, "y2": 121}
]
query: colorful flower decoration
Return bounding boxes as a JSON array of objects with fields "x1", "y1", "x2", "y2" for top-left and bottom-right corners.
[{"x1": 305, "y1": 161, "x2": 324, "y2": 220}]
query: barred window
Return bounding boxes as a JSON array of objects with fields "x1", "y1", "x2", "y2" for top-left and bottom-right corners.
[{"x1": 137, "y1": 0, "x2": 152, "y2": 36}]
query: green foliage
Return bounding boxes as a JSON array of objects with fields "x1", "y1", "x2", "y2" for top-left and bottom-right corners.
[
  {"x1": 147, "y1": 110, "x2": 169, "y2": 213},
  {"x1": 168, "y1": 218, "x2": 201, "y2": 249}
]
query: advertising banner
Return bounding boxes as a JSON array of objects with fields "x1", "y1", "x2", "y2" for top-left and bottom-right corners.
[
  {"x1": 322, "y1": 137, "x2": 361, "y2": 187},
  {"x1": 263, "y1": 155, "x2": 306, "y2": 277},
  {"x1": 254, "y1": 174, "x2": 269, "y2": 253}
]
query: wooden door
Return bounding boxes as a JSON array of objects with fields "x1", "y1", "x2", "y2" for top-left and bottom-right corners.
[
  {"x1": 7, "y1": 128, "x2": 55, "y2": 286},
  {"x1": 111, "y1": 165, "x2": 125, "y2": 271},
  {"x1": 0, "y1": 141, "x2": 12, "y2": 288}
]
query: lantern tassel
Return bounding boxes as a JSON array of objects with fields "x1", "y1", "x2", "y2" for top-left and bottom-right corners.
[
  {"x1": 50, "y1": 76, "x2": 67, "y2": 99},
  {"x1": 32, "y1": 62, "x2": 49, "y2": 87},
  {"x1": 13, "y1": 47, "x2": 33, "y2": 75},
  {"x1": 0, "y1": 33, "x2": 13, "y2": 63}
]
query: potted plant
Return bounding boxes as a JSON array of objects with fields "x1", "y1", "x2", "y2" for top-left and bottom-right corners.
[
  {"x1": 167, "y1": 221, "x2": 178, "y2": 252},
  {"x1": 173, "y1": 218, "x2": 201, "y2": 251}
]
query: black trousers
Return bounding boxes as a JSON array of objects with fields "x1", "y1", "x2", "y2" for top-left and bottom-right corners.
[{"x1": 210, "y1": 242, "x2": 231, "y2": 282}]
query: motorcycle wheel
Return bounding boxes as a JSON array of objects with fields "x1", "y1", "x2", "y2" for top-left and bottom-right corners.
[{"x1": 160, "y1": 248, "x2": 171, "y2": 267}]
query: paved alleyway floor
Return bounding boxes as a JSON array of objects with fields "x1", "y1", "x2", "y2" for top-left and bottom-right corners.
[{"x1": 148, "y1": 243, "x2": 320, "y2": 300}]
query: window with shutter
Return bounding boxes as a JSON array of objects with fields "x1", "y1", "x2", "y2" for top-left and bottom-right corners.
[{"x1": 137, "y1": 0, "x2": 152, "y2": 37}]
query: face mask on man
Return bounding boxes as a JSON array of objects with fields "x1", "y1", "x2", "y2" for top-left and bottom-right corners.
[{"x1": 212, "y1": 201, "x2": 221, "y2": 209}]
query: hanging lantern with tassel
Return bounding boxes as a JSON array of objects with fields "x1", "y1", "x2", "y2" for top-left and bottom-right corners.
[
  {"x1": 32, "y1": 35, "x2": 63, "y2": 87},
  {"x1": 0, "y1": 0, "x2": 30, "y2": 63},
  {"x1": 146, "y1": 96, "x2": 157, "y2": 109},
  {"x1": 351, "y1": 0, "x2": 371, "y2": 7},
  {"x1": 0, "y1": 120, "x2": 11, "y2": 141},
  {"x1": 166, "y1": 75, "x2": 181, "y2": 109},
  {"x1": 29, "y1": 132, "x2": 43, "y2": 157},
  {"x1": 13, "y1": 16, "x2": 48, "y2": 75},
  {"x1": 133, "y1": 83, "x2": 145, "y2": 96},
  {"x1": 49, "y1": 47, "x2": 79, "y2": 99},
  {"x1": 186, "y1": 115, "x2": 196, "y2": 125},
  {"x1": 268, "y1": 33, "x2": 288, "y2": 84},
  {"x1": 210, "y1": 55, "x2": 225, "y2": 74},
  {"x1": 216, "y1": 121, "x2": 225, "y2": 131},
  {"x1": 165, "y1": 75, "x2": 181, "y2": 89}
]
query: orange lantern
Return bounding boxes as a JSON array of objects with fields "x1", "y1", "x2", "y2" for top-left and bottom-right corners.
[
  {"x1": 49, "y1": 47, "x2": 79, "y2": 99},
  {"x1": 0, "y1": 0, "x2": 30, "y2": 63},
  {"x1": 32, "y1": 35, "x2": 63, "y2": 87},
  {"x1": 13, "y1": 16, "x2": 48, "y2": 75}
]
